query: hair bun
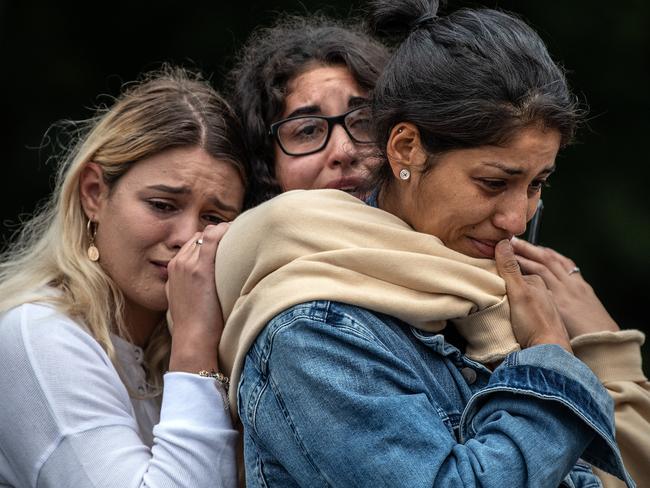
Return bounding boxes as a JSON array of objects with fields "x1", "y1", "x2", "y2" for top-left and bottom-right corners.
[{"x1": 369, "y1": 0, "x2": 440, "y2": 39}]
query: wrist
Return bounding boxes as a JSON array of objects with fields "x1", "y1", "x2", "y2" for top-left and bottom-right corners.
[{"x1": 169, "y1": 339, "x2": 219, "y2": 373}]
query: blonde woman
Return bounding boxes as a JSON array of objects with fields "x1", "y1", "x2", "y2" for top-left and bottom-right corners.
[{"x1": 0, "y1": 67, "x2": 246, "y2": 487}]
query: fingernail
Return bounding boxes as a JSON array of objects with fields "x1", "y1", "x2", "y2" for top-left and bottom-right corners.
[{"x1": 496, "y1": 239, "x2": 512, "y2": 253}]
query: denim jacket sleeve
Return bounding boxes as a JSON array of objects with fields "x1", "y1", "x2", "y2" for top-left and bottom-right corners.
[{"x1": 238, "y1": 302, "x2": 634, "y2": 488}]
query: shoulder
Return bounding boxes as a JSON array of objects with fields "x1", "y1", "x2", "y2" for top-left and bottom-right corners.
[
  {"x1": 262, "y1": 300, "x2": 410, "y2": 353},
  {"x1": 226, "y1": 189, "x2": 379, "y2": 240},
  {"x1": 0, "y1": 302, "x2": 133, "y2": 433},
  {"x1": 0, "y1": 301, "x2": 110, "y2": 370}
]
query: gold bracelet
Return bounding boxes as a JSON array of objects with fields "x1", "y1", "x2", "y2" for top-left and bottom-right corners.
[{"x1": 198, "y1": 369, "x2": 230, "y2": 391}]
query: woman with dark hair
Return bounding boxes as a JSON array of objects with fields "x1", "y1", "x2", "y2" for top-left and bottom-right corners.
[
  {"x1": 226, "y1": 14, "x2": 390, "y2": 207},
  {"x1": 213, "y1": 1, "x2": 640, "y2": 486}
]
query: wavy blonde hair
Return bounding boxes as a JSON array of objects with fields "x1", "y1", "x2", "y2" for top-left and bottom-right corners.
[{"x1": 0, "y1": 65, "x2": 247, "y2": 396}]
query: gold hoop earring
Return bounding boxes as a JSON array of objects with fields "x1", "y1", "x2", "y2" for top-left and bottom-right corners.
[{"x1": 86, "y1": 219, "x2": 99, "y2": 262}]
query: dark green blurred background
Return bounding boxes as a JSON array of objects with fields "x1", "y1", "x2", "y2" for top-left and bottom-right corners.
[{"x1": 1, "y1": 1, "x2": 648, "y2": 369}]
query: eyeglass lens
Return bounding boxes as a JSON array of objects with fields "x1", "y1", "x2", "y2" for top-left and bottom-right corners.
[{"x1": 277, "y1": 107, "x2": 372, "y2": 155}]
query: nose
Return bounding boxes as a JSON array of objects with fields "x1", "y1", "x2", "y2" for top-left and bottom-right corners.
[
  {"x1": 167, "y1": 214, "x2": 203, "y2": 250},
  {"x1": 325, "y1": 124, "x2": 358, "y2": 169},
  {"x1": 492, "y1": 193, "x2": 531, "y2": 237}
]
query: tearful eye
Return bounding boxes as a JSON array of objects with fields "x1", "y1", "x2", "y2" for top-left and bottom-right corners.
[
  {"x1": 529, "y1": 179, "x2": 551, "y2": 192},
  {"x1": 148, "y1": 200, "x2": 176, "y2": 212},
  {"x1": 203, "y1": 214, "x2": 226, "y2": 225},
  {"x1": 476, "y1": 179, "x2": 507, "y2": 191}
]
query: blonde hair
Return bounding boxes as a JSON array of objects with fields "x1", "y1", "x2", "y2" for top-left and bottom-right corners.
[{"x1": 0, "y1": 65, "x2": 247, "y2": 395}]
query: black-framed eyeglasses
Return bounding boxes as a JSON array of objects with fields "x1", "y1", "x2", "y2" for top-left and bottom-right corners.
[{"x1": 269, "y1": 106, "x2": 374, "y2": 156}]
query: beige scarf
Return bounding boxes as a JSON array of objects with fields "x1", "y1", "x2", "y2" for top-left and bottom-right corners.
[{"x1": 216, "y1": 189, "x2": 519, "y2": 417}]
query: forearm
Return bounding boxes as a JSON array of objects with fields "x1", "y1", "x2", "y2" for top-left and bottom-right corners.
[{"x1": 36, "y1": 373, "x2": 238, "y2": 488}]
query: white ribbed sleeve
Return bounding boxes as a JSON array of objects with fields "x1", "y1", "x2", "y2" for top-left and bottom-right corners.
[{"x1": 0, "y1": 303, "x2": 238, "y2": 488}]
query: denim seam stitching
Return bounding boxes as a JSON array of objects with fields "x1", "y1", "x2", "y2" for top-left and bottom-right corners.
[
  {"x1": 266, "y1": 372, "x2": 332, "y2": 486},
  {"x1": 459, "y1": 366, "x2": 628, "y2": 484}
]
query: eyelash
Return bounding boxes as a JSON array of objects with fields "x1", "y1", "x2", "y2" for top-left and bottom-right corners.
[
  {"x1": 147, "y1": 200, "x2": 226, "y2": 224},
  {"x1": 530, "y1": 179, "x2": 551, "y2": 191},
  {"x1": 477, "y1": 178, "x2": 551, "y2": 192},
  {"x1": 204, "y1": 215, "x2": 226, "y2": 225},
  {"x1": 148, "y1": 200, "x2": 176, "y2": 212}
]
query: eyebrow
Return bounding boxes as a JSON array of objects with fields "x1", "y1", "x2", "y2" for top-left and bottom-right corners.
[
  {"x1": 483, "y1": 162, "x2": 556, "y2": 176},
  {"x1": 284, "y1": 96, "x2": 370, "y2": 119},
  {"x1": 348, "y1": 96, "x2": 369, "y2": 108},
  {"x1": 286, "y1": 105, "x2": 320, "y2": 118},
  {"x1": 146, "y1": 184, "x2": 239, "y2": 214}
]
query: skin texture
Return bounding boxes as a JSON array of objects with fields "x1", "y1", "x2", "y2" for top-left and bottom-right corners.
[
  {"x1": 273, "y1": 65, "x2": 379, "y2": 195},
  {"x1": 381, "y1": 124, "x2": 561, "y2": 259},
  {"x1": 79, "y1": 146, "x2": 244, "y2": 366}
]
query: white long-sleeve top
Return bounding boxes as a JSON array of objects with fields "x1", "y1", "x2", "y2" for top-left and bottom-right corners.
[{"x1": 0, "y1": 301, "x2": 238, "y2": 488}]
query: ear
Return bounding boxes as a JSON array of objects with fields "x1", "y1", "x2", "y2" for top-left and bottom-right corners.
[
  {"x1": 79, "y1": 163, "x2": 109, "y2": 221},
  {"x1": 385, "y1": 122, "x2": 429, "y2": 180}
]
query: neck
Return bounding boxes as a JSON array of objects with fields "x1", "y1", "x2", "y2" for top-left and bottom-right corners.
[
  {"x1": 122, "y1": 300, "x2": 164, "y2": 348},
  {"x1": 378, "y1": 182, "x2": 409, "y2": 226}
]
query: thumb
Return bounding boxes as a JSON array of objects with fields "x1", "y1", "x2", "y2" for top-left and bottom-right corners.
[
  {"x1": 495, "y1": 239, "x2": 524, "y2": 285},
  {"x1": 204, "y1": 222, "x2": 231, "y2": 246},
  {"x1": 213, "y1": 222, "x2": 231, "y2": 243}
]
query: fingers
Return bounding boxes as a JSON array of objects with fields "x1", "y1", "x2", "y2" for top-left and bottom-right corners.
[
  {"x1": 498, "y1": 240, "x2": 572, "y2": 352},
  {"x1": 515, "y1": 254, "x2": 561, "y2": 289},
  {"x1": 177, "y1": 223, "x2": 230, "y2": 259},
  {"x1": 511, "y1": 237, "x2": 577, "y2": 281},
  {"x1": 209, "y1": 221, "x2": 231, "y2": 241},
  {"x1": 495, "y1": 239, "x2": 525, "y2": 292},
  {"x1": 170, "y1": 231, "x2": 204, "y2": 269},
  {"x1": 195, "y1": 223, "x2": 230, "y2": 261}
]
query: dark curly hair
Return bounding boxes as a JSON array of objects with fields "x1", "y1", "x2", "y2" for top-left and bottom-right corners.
[{"x1": 226, "y1": 14, "x2": 391, "y2": 208}]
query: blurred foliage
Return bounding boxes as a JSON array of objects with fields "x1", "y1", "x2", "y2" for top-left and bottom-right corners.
[{"x1": 1, "y1": 1, "x2": 648, "y2": 370}]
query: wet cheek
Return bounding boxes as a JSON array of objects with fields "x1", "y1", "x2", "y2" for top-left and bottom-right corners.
[
  {"x1": 526, "y1": 203, "x2": 538, "y2": 221},
  {"x1": 115, "y1": 217, "x2": 167, "y2": 257}
]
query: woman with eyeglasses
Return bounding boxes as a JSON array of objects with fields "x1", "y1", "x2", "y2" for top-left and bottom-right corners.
[
  {"x1": 226, "y1": 14, "x2": 389, "y2": 207},
  {"x1": 212, "y1": 1, "x2": 644, "y2": 486}
]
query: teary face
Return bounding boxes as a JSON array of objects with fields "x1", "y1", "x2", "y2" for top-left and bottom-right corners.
[
  {"x1": 84, "y1": 145, "x2": 244, "y2": 328},
  {"x1": 384, "y1": 126, "x2": 560, "y2": 259}
]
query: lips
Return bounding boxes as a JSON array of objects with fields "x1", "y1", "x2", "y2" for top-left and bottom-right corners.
[
  {"x1": 323, "y1": 176, "x2": 366, "y2": 198},
  {"x1": 151, "y1": 260, "x2": 169, "y2": 279},
  {"x1": 466, "y1": 237, "x2": 501, "y2": 259}
]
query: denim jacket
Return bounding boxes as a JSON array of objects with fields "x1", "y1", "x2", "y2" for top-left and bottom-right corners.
[{"x1": 238, "y1": 301, "x2": 634, "y2": 487}]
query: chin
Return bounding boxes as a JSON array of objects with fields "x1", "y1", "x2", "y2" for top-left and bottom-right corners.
[{"x1": 135, "y1": 289, "x2": 169, "y2": 314}]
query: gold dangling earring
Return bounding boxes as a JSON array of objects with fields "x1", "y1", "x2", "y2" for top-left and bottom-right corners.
[{"x1": 87, "y1": 219, "x2": 99, "y2": 262}]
